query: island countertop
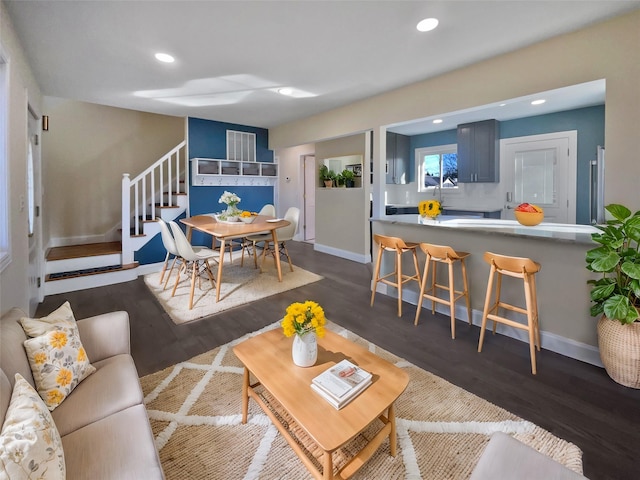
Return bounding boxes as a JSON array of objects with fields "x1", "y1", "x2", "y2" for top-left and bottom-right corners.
[
  {"x1": 373, "y1": 214, "x2": 598, "y2": 245},
  {"x1": 370, "y1": 215, "x2": 601, "y2": 366}
]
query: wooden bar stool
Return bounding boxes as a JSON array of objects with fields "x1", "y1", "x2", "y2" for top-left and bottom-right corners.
[
  {"x1": 414, "y1": 243, "x2": 472, "y2": 339},
  {"x1": 370, "y1": 234, "x2": 421, "y2": 317},
  {"x1": 478, "y1": 252, "x2": 542, "y2": 374}
]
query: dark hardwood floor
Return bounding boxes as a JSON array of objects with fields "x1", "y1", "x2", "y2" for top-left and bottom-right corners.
[{"x1": 37, "y1": 241, "x2": 640, "y2": 479}]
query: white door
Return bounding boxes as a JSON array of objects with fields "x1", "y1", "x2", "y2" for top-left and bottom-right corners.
[
  {"x1": 501, "y1": 131, "x2": 576, "y2": 224},
  {"x1": 303, "y1": 155, "x2": 316, "y2": 241},
  {"x1": 27, "y1": 107, "x2": 43, "y2": 314}
]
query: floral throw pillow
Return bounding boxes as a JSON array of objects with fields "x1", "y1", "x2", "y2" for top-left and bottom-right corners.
[
  {"x1": 19, "y1": 301, "x2": 76, "y2": 338},
  {"x1": 0, "y1": 373, "x2": 66, "y2": 479},
  {"x1": 23, "y1": 326, "x2": 96, "y2": 411}
]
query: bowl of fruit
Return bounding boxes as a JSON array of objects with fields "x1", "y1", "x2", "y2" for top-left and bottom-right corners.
[{"x1": 514, "y1": 203, "x2": 544, "y2": 226}]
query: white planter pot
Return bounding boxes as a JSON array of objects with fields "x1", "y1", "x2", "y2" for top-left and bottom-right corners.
[{"x1": 292, "y1": 332, "x2": 318, "y2": 367}]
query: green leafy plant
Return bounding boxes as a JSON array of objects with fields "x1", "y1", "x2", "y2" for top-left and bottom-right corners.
[
  {"x1": 586, "y1": 204, "x2": 640, "y2": 324},
  {"x1": 319, "y1": 165, "x2": 332, "y2": 182}
]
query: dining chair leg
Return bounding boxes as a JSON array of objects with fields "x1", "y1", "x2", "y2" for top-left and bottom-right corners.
[
  {"x1": 431, "y1": 262, "x2": 437, "y2": 315},
  {"x1": 280, "y1": 242, "x2": 294, "y2": 272},
  {"x1": 171, "y1": 262, "x2": 186, "y2": 298},
  {"x1": 163, "y1": 257, "x2": 178, "y2": 290},
  {"x1": 188, "y1": 260, "x2": 197, "y2": 310},
  {"x1": 159, "y1": 252, "x2": 170, "y2": 284}
]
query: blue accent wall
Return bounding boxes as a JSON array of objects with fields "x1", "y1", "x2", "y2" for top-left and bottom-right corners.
[
  {"x1": 135, "y1": 117, "x2": 275, "y2": 264},
  {"x1": 408, "y1": 105, "x2": 605, "y2": 224}
]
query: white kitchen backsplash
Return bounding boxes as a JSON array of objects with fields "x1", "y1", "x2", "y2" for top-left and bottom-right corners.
[{"x1": 385, "y1": 181, "x2": 504, "y2": 211}]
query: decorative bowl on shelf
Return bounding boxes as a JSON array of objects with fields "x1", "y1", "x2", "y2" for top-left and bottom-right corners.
[{"x1": 514, "y1": 210, "x2": 544, "y2": 226}]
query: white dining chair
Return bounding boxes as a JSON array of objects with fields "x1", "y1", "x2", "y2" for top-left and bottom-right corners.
[
  {"x1": 247, "y1": 206, "x2": 299, "y2": 272},
  {"x1": 157, "y1": 218, "x2": 183, "y2": 290},
  {"x1": 239, "y1": 204, "x2": 276, "y2": 267},
  {"x1": 168, "y1": 221, "x2": 218, "y2": 310}
]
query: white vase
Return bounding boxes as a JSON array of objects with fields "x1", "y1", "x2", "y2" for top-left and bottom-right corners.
[
  {"x1": 226, "y1": 204, "x2": 240, "y2": 217},
  {"x1": 292, "y1": 332, "x2": 318, "y2": 367}
]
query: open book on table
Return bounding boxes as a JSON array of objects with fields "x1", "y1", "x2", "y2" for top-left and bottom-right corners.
[{"x1": 311, "y1": 359, "x2": 372, "y2": 409}]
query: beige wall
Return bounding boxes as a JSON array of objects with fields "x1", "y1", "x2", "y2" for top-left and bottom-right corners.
[
  {"x1": 0, "y1": 0, "x2": 43, "y2": 314},
  {"x1": 42, "y1": 98, "x2": 184, "y2": 245},
  {"x1": 314, "y1": 134, "x2": 370, "y2": 259},
  {"x1": 270, "y1": 10, "x2": 640, "y2": 212}
]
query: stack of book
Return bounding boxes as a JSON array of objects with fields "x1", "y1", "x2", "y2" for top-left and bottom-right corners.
[{"x1": 311, "y1": 359, "x2": 372, "y2": 410}]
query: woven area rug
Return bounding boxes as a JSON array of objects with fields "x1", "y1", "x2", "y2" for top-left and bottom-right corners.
[
  {"x1": 140, "y1": 322, "x2": 584, "y2": 479},
  {"x1": 143, "y1": 258, "x2": 323, "y2": 324}
]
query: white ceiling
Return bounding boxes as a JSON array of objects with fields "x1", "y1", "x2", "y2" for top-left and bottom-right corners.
[{"x1": 5, "y1": 1, "x2": 639, "y2": 134}]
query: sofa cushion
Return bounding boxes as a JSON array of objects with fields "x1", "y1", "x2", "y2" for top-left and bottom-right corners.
[
  {"x1": 23, "y1": 325, "x2": 96, "y2": 411},
  {"x1": 51, "y1": 354, "x2": 143, "y2": 437},
  {"x1": 0, "y1": 309, "x2": 34, "y2": 389},
  {"x1": 19, "y1": 301, "x2": 76, "y2": 337},
  {"x1": 0, "y1": 374, "x2": 66, "y2": 479},
  {"x1": 61, "y1": 404, "x2": 165, "y2": 480}
]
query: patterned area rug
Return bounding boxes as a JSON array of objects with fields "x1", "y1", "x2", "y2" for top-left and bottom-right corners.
[
  {"x1": 140, "y1": 322, "x2": 584, "y2": 479},
  {"x1": 143, "y1": 258, "x2": 323, "y2": 324}
]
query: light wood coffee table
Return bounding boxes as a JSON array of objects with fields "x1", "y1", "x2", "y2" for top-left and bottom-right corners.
[{"x1": 233, "y1": 328, "x2": 409, "y2": 480}]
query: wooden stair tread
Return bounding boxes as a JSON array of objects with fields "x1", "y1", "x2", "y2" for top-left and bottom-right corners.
[{"x1": 46, "y1": 241, "x2": 122, "y2": 261}]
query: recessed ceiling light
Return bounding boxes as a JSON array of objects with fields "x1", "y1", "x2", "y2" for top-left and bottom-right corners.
[
  {"x1": 499, "y1": 103, "x2": 507, "y2": 107},
  {"x1": 531, "y1": 99, "x2": 546, "y2": 105},
  {"x1": 155, "y1": 53, "x2": 175, "y2": 63},
  {"x1": 417, "y1": 18, "x2": 439, "y2": 32},
  {"x1": 433, "y1": 119, "x2": 443, "y2": 124},
  {"x1": 278, "y1": 87, "x2": 293, "y2": 96}
]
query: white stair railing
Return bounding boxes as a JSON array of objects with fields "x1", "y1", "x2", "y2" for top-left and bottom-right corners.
[{"x1": 121, "y1": 141, "x2": 187, "y2": 264}]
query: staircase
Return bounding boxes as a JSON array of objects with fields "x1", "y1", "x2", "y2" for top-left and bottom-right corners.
[{"x1": 45, "y1": 142, "x2": 188, "y2": 295}]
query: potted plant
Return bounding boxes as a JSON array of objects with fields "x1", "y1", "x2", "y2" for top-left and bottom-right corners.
[
  {"x1": 341, "y1": 169, "x2": 355, "y2": 188},
  {"x1": 586, "y1": 203, "x2": 640, "y2": 388},
  {"x1": 335, "y1": 172, "x2": 346, "y2": 188},
  {"x1": 319, "y1": 165, "x2": 333, "y2": 188}
]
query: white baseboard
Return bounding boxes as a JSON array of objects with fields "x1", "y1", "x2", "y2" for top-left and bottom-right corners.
[
  {"x1": 375, "y1": 284, "x2": 603, "y2": 368},
  {"x1": 314, "y1": 243, "x2": 371, "y2": 264}
]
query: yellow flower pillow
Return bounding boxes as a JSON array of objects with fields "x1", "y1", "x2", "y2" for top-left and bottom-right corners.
[
  {"x1": 23, "y1": 325, "x2": 96, "y2": 411},
  {"x1": 19, "y1": 301, "x2": 76, "y2": 337},
  {"x1": 0, "y1": 373, "x2": 66, "y2": 479}
]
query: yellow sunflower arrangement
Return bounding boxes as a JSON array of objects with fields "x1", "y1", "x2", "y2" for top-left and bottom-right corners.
[
  {"x1": 419, "y1": 200, "x2": 442, "y2": 219},
  {"x1": 281, "y1": 300, "x2": 326, "y2": 338}
]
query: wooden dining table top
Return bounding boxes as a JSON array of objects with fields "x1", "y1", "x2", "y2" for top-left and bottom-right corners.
[{"x1": 180, "y1": 214, "x2": 290, "y2": 238}]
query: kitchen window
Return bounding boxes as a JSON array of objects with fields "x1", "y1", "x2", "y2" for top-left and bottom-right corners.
[{"x1": 416, "y1": 144, "x2": 458, "y2": 193}]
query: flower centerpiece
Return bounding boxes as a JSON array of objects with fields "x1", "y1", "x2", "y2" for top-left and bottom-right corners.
[
  {"x1": 419, "y1": 200, "x2": 442, "y2": 220},
  {"x1": 281, "y1": 300, "x2": 326, "y2": 367},
  {"x1": 218, "y1": 191, "x2": 242, "y2": 219}
]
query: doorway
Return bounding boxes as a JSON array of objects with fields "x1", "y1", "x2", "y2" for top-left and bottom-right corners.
[
  {"x1": 302, "y1": 155, "x2": 316, "y2": 242},
  {"x1": 27, "y1": 106, "x2": 43, "y2": 314},
  {"x1": 501, "y1": 131, "x2": 577, "y2": 224}
]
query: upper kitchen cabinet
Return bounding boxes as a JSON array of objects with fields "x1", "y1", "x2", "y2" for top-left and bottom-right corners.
[
  {"x1": 386, "y1": 132, "x2": 410, "y2": 184},
  {"x1": 457, "y1": 119, "x2": 500, "y2": 183}
]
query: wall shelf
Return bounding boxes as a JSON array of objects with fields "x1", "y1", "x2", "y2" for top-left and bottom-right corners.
[{"x1": 191, "y1": 158, "x2": 278, "y2": 187}]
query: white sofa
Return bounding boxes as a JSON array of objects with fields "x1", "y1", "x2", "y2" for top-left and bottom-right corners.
[{"x1": 1, "y1": 307, "x2": 164, "y2": 479}]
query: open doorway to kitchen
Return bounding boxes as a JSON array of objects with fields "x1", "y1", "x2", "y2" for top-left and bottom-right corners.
[
  {"x1": 501, "y1": 131, "x2": 577, "y2": 224},
  {"x1": 302, "y1": 155, "x2": 316, "y2": 242},
  {"x1": 27, "y1": 105, "x2": 44, "y2": 314}
]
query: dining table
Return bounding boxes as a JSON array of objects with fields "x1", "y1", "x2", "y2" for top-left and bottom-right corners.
[{"x1": 180, "y1": 214, "x2": 290, "y2": 302}]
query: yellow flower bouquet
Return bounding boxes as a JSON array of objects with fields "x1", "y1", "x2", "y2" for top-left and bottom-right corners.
[
  {"x1": 419, "y1": 200, "x2": 442, "y2": 219},
  {"x1": 281, "y1": 300, "x2": 326, "y2": 338}
]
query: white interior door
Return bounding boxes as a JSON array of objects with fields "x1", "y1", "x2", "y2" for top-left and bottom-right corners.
[
  {"x1": 501, "y1": 131, "x2": 576, "y2": 224},
  {"x1": 303, "y1": 155, "x2": 316, "y2": 241},
  {"x1": 27, "y1": 107, "x2": 43, "y2": 314}
]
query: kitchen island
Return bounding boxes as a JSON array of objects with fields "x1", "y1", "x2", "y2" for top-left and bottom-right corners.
[{"x1": 371, "y1": 214, "x2": 601, "y2": 366}]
